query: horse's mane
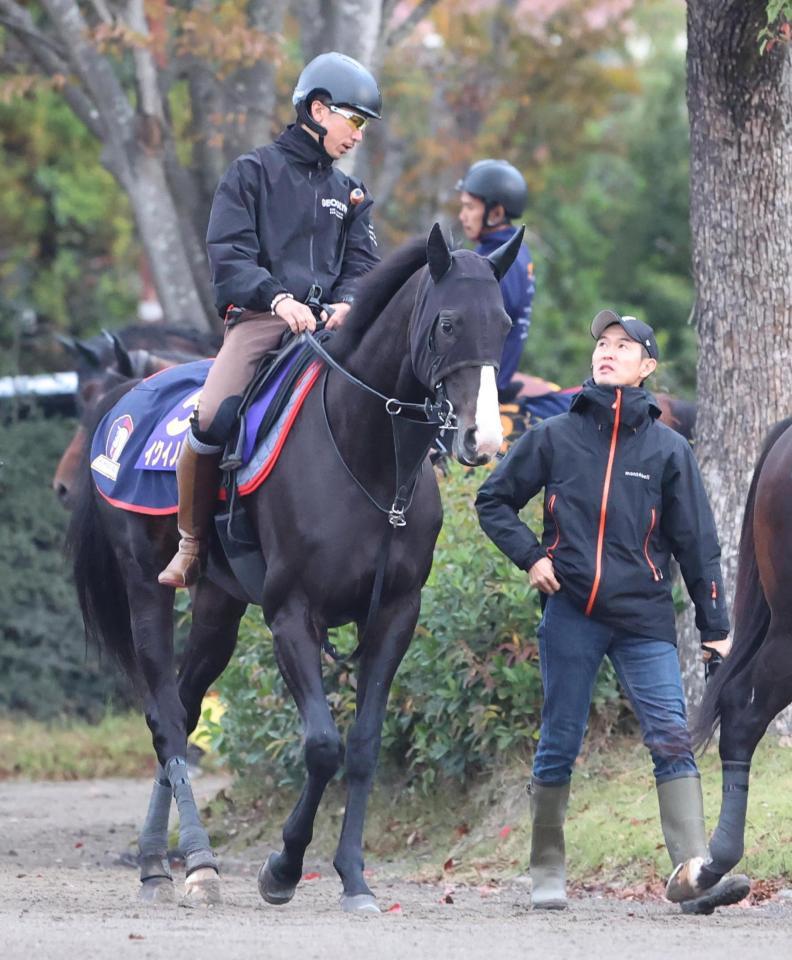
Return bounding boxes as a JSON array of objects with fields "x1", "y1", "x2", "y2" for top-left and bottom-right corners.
[{"x1": 328, "y1": 237, "x2": 428, "y2": 360}]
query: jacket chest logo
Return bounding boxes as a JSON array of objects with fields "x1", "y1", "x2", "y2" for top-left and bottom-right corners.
[
  {"x1": 624, "y1": 470, "x2": 650, "y2": 481},
  {"x1": 322, "y1": 197, "x2": 348, "y2": 220}
]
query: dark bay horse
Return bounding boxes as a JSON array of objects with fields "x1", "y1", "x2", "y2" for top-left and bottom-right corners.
[
  {"x1": 67, "y1": 225, "x2": 519, "y2": 910},
  {"x1": 668, "y1": 417, "x2": 792, "y2": 901},
  {"x1": 54, "y1": 325, "x2": 220, "y2": 506}
]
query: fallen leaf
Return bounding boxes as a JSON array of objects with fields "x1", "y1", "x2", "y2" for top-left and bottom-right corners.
[
  {"x1": 128, "y1": 933, "x2": 144, "y2": 940},
  {"x1": 302, "y1": 872, "x2": 321, "y2": 881},
  {"x1": 443, "y1": 857, "x2": 459, "y2": 872},
  {"x1": 498, "y1": 825, "x2": 512, "y2": 839},
  {"x1": 440, "y1": 893, "x2": 454, "y2": 904},
  {"x1": 385, "y1": 902, "x2": 402, "y2": 914}
]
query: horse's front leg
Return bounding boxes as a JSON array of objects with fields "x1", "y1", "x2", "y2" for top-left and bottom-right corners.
[
  {"x1": 333, "y1": 594, "x2": 420, "y2": 913},
  {"x1": 258, "y1": 599, "x2": 344, "y2": 906},
  {"x1": 127, "y1": 571, "x2": 220, "y2": 907}
]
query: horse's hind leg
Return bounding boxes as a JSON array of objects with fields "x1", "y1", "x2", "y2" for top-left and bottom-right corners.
[
  {"x1": 126, "y1": 572, "x2": 220, "y2": 906},
  {"x1": 258, "y1": 599, "x2": 343, "y2": 906},
  {"x1": 333, "y1": 594, "x2": 420, "y2": 913},
  {"x1": 704, "y1": 621, "x2": 792, "y2": 884},
  {"x1": 177, "y1": 581, "x2": 246, "y2": 745},
  {"x1": 676, "y1": 619, "x2": 792, "y2": 901},
  {"x1": 136, "y1": 581, "x2": 246, "y2": 904}
]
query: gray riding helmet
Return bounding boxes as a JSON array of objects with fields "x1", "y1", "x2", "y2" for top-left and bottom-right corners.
[
  {"x1": 456, "y1": 159, "x2": 528, "y2": 220},
  {"x1": 293, "y1": 52, "x2": 382, "y2": 120}
]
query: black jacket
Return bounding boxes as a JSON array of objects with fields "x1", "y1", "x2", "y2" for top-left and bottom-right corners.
[
  {"x1": 206, "y1": 125, "x2": 379, "y2": 317},
  {"x1": 475, "y1": 381, "x2": 729, "y2": 645}
]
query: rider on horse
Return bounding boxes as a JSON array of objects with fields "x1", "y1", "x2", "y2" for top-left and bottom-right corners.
[
  {"x1": 457, "y1": 159, "x2": 535, "y2": 402},
  {"x1": 476, "y1": 310, "x2": 745, "y2": 912},
  {"x1": 159, "y1": 52, "x2": 382, "y2": 589}
]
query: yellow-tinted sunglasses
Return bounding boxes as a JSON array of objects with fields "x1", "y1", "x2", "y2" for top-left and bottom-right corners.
[{"x1": 328, "y1": 104, "x2": 369, "y2": 131}]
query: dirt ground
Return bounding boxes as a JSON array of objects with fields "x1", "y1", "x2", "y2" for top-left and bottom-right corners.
[{"x1": 1, "y1": 775, "x2": 790, "y2": 960}]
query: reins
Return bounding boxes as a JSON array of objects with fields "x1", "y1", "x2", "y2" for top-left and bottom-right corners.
[{"x1": 300, "y1": 329, "x2": 457, "y2": 662}]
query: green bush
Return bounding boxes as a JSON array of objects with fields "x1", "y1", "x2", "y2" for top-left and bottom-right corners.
[
  {"x1": 0, "y1": 411, "x2": 132, "y2": 719},
  {"x1": 212, "y1": 465, "x2": 622, "y2": 789}
]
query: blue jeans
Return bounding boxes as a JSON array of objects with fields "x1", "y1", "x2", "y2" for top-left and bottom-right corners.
[{"x1": 532, "y1": 591, "x2": 698, "y2": 785}]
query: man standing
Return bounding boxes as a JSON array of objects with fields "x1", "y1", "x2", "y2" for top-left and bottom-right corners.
[
  {"x1": 475, "y1": 310, "x2": 747, "y2": 913},
  {"x1": 457, "y1": 159, "x2": 535, "y2": 401},
  {"x1": 159, "y1": 52, "x2": 381, "y2": 588}
]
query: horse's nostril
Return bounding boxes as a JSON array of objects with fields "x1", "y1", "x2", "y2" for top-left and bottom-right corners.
[
  {"x1": 55, "y1": 483, "x2": 70, "y2": 503},
  {"x1": 464, "y1": 426, "x2": 477, "y2": 450}
]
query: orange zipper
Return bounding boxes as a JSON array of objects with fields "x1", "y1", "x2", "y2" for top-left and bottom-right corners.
[
  {"x1": 643, "y1": 508, "x2": 663, "y2": 581},
  {"x1": 547, "y1": 494, "x2": 560, "y2": 557},
  {"x1": 585, "y1": 389, "x2": 622, "y2": 616}
]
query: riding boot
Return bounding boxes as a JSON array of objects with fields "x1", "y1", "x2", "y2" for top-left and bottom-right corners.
[
  {"x1": 529, "y1": 778, "x2": 569, "y2": 910},
  {"x1": 157, "y1": 443, "x2": 221, "y2": 589},
  {"x1": 657, "y1": 776, "x2": 750, "y2": 913}
]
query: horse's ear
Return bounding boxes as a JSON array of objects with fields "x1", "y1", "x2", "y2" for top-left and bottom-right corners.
[
  {"x1": 427, "y1": 222, "x2": 453, "y2": 283},
  {"x1": 71, "y1": 338, "x2": 103, "y2": 368},
  {"x1": 104, "y1": 329, "x2": 135, "y2": 378},
  {"x1": 488, "y1": 224, "x2": 525, "y2": 281}
]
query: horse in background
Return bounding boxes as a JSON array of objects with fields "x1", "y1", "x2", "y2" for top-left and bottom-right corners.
[
  {"x1": 67, "y1": 225, "x2": 521, "y2": 911},
  {"x1": 54, "y1": 325, "x2": 220, "y2": 506},
  {"x1": 667, "y1": 416, "x2": 792, "y2": 900}
]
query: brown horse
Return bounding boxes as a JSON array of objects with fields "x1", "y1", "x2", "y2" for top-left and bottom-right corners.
[
  {"x1": 54, "y1": 325, "x2": 220, "y2": 506},
  {"x1": 668, "y1": 416, "x2": 792, "y2": 900}
]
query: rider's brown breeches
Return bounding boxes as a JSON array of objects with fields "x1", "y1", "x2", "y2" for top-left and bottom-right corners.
[{"x1": 194, "y1": 311, "x2": 288, "y2": 445}]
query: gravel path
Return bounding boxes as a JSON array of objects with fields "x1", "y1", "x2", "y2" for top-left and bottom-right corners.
[{"x1": 1, "y1": 776, "x2": 790, "y2": 959}]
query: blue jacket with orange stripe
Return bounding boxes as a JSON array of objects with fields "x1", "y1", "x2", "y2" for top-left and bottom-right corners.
[{"x1": 475, "y1": 380, "x2": 729, "y2": 645}]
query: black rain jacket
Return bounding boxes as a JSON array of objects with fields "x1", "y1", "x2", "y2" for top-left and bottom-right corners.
[
  {"x1": 206, "y1": 124, "x2": 379, "y2": 318},
  {"x1": 475, "y1": 381, "x2": 730, "y2": 645}
]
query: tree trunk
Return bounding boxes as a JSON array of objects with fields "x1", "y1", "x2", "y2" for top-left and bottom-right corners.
[{"x1": 681, "y1": 0, "x2": 792, "y2": 732}]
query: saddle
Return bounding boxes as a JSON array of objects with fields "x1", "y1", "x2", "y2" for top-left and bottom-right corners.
[{"x1": 209, "y1": 331, "x2": 332, "y2": 606}]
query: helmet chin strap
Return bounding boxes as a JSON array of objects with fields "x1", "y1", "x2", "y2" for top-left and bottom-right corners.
[
  {"x1": 296, "y1": 100, "x2": 328, "y2": 149},
  {"x1": 483, "y1": 200, "x2": 507, "y2": 231}
]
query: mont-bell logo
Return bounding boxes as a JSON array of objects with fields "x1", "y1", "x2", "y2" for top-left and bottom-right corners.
[{"x1": 625, "y1": 470, "x2": 650, "y2": 481}]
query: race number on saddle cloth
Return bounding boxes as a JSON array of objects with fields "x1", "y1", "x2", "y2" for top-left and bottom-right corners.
[{"x1": 89, "y1": 355, "x2": 321, "y2": 514}]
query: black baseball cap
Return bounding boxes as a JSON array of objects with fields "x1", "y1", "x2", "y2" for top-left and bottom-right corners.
[{"x1": 591, "y1": 309, "x2": 659, "y2": 361}]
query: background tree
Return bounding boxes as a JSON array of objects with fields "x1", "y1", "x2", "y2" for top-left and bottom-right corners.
[{"x1": 678, "y1": 0, "x2": 792, "y2": 719}]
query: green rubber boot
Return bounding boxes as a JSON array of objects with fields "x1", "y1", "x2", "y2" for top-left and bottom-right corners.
[
  {"x1": 529, "y1": 779, "x2": 569, "y2": 910},
  {"x1": 657, "y1": 775, "x2": 751, "y2": 913}
]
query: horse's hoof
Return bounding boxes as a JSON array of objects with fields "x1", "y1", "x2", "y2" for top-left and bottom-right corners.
[
  {"x1": 666, "y1": 857, "x2": 706, "y2": 902},
  {"x1": 258, "y1": 853, "x2": 297, "y2": 905},
  {"x1": 180, "y1": 867, "x2": 221, "y2": 908},
  {"x1": 680, "y1": 874, "x2": 751, "y2": 916},
  {"x1": 138, "y1": 877, "x2": 175, "y2": 904},
  {"x1": 340, "y1": 893, "x2": 380, "y2": 914}
]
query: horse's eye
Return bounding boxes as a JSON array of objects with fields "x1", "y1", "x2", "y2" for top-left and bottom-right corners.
[{"x1": 440, "y1": 319, "x2": 454, "y2": 335}]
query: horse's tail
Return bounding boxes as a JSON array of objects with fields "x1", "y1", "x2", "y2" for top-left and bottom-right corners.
[
  {"x1": 65, "y1": 382, "x2": 141, "y2": 683},
  {"x1": 692, "y1": 416, "x2": 792, "y2": 749}
]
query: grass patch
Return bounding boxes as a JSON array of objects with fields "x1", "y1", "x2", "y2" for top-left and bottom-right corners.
[
  {"x1": 0, "y1": 712, "x2": 155, "y2": 780},
  {"x1": 207, "y1": 737, "x2": 792, "y2": 887}
]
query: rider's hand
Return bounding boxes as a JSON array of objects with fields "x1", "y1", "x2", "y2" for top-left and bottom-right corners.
[
  {"x1": 275, "y1": 298, "x2": 316, "y2": 334},
  {"x1": 528, "y1": 556, "x2": 561, "y2": 595},
  {"x1": 322, "y1": 302, "x2": 351, "y2": 330}
]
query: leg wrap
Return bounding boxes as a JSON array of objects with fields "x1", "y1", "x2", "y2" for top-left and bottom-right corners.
[
  {"x1": 706, "y1": 761, "x2": 750, "y2": 877},
  {"x1": 138, "y1": 766, "x2": 173, "y2": 881},
  {"x1": 166, "y1": 756, "x2": 217, "y2": 875}
]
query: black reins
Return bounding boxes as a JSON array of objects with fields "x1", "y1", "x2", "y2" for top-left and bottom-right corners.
[{"x1": 300, "y1": 329, "x2": 457, "y2": 661}]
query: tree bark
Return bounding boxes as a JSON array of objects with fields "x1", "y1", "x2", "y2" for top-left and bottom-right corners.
[{"x1": 681, "y1": 0, "x2": 792, "y2": 731}]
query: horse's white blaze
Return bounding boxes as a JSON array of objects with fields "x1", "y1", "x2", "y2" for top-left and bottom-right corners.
[{"x1": 474, "y1": 365, "x2": 502, "y2": 456}]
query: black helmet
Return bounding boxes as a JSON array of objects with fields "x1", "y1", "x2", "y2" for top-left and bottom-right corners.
[
  {"x1": 456, "y1": 159, "x2": 528, "y2": 220},
  {"x1": 293, "y1": 52, "x2": 382, "y2": 120}
]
